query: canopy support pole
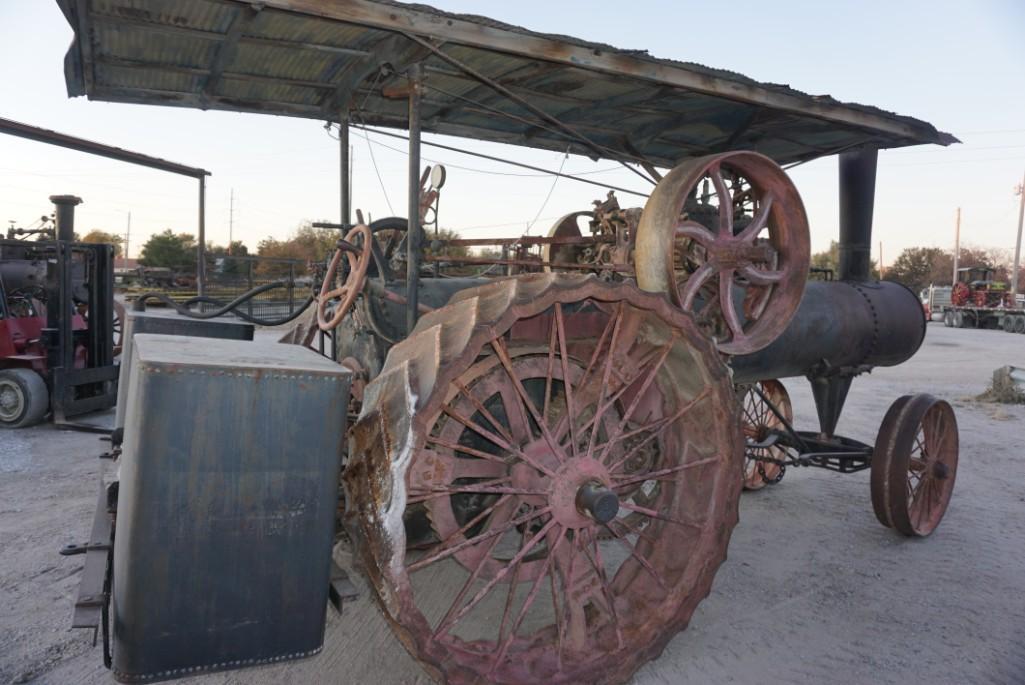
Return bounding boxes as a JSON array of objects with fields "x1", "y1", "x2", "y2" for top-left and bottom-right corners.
[
  {"x1": 198, "y1": 176, "x2": 206, "y2": 296},
  {"x1": 339, "y1": 110, "x2": 351, "y2": 226},
  {"x1": 406, "y1": 63, "x2": 423, "y2": 335}
]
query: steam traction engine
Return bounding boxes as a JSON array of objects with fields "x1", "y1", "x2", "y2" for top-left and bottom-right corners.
[
  {"x1": 322, "y1": 150, "x2": 957, "y2": 685},
  {"x1": 57, "y1": 1, "x2": 959, "y2": 683}
]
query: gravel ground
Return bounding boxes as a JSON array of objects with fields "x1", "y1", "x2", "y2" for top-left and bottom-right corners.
[{"x1": 2, "y1": 323, "x2": 1024, "y2": 685}]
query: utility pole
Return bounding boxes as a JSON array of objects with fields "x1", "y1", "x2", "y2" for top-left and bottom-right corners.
[
  {"x1": 228, "y1": 188, "x2": 234, "y2": 255},
  {"x1": 878, "y1": 241, "x2": 884, "y2": 278},
  {"x1": 1013, "y1": 172, "x2": 1024, "y2": 300},
  {"x1": 952, "y1": 207, "x2": 961, "y2": 285},
  {"x1": 124, "y1": 211, "x2": 131, "y2": 268}
]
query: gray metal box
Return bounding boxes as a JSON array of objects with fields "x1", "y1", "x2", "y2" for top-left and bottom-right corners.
[
  {"x1": 112, "y1": 334, "x2": 349, "y2": 683},
  {"x1": 115, "y1": 309, "x2": 254, "y2": 429}
]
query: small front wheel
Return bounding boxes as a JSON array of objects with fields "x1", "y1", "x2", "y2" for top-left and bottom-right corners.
[
  {"x1": 0, "y1": 368, "x2": 49, "y2": 428},
  {"x1": 871, "y1": 394, "x2": 958, "y2": 537}
]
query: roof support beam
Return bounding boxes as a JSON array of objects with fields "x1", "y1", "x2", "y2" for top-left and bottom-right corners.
[
  {"x1": 261, "y1": 0, "x2": 950, "y2": 143},
  {"x1": 201, "y1": 4, "x2": 261, "y2": 99},
  {"x1": 0, "y1": 116, "x2": 209, "y2": 178},
  {"x1": 97, "y1": 55, "x2": 336, "y2": 91},
  {"x1": 89, "y1": 12, "x2": 373, "y2": 59}
]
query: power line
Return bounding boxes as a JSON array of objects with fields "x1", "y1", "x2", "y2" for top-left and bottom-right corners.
[
  {"x1": 956, "y1": 128, "x2": 1025, "y2": 135},
  {"x1": 884, "y1": 143, "x2": 1025, "y2": 156},
  {"x1": 351, "y1": 124, "x2": 649, "y2": 199},
  {"x1": 356, "y1": 132, "x2": 621, "y2": 178},
  {"x1": 886, "y1": 155, "x2": 1025, "y2": 167},
  {"x1": 525, "y1": 150, "x2": 569, "y2": 233}
]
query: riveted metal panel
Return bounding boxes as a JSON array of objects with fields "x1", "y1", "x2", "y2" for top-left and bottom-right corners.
[
  {"x1": 112, "y1": 334, "x2": 350, "y2": 682},
  {"x1": 115, "y1": 309, "x2": 254, "y2": 430}
]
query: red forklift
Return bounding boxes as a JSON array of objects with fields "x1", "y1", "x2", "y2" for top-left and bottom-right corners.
[{"x1": 0, "y1": 195, "x2": 118, "y2": 428}]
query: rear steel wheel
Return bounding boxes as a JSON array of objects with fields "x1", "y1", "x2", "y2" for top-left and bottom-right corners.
[
  {"x1": 345, "y1": 273, "x2": 742, "y2": 685},
  {"x1": 871, "y1": 394, "x2": 958, "y2": 537},
  {"x1": 634, "y1": 152, "x2": 810, "y2": 355},
  {"x1": 739, "y1": 380, "x2": 791, "y2": 490}
]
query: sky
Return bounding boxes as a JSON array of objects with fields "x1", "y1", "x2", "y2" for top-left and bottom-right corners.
[{"x1": 1, "y1": 1, "x2": 1024, "y2": 264}]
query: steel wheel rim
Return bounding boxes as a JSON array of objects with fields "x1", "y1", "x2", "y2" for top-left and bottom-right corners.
[
  {"x1": 740, "y1": 380, "x2": 791, "y2": 490},
  {"x1": 0, "y1": 379, "x2": 25, "y2": 423},
  {"x1": 634, "y1": 151, "x2": 810, "y2": 355},
  {"x1": 347, "y1": 274, "x2": 743, "y2": 685},
  {"x1": 902, "y1": 401, "x2": 958, "y2": 535},
  {"x1": 873, "y1": 395, "x2": 959, "y2": 537}
]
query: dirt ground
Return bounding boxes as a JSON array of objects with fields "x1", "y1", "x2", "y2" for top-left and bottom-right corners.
[{"x1": 2, "y1": 323, "x2": 1024, "y2": 685}]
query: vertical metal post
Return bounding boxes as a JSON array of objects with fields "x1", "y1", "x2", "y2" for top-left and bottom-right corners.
[
  {"x1": 247, "y1": 259, "x2": 255, "y2": 319},
  {"x1": 198, "y1": 176, "x2": 207, "y2": 297},
  {"x1": 339, "y1": 111, "x2": 351, "y2": 226},
  {"x1": 288, "y1": 262, "x2": 295, "y2": 315},
  {"x1": 50, "y1": 194, "x2": 82, "y2": 242},
  {"x1": 952, "y1": 207, "x2": 961, "y2": 285},
  {"x1": 1012, "y1": 173, "x2": 1024, "y2": 299},
  {"x1": 837, "y1": 147, "x2": 877, "y2": 282},
  {"x1": 406, "y1": 63, "x2": 423, "y2": 335},
  {"x1": 124, "y1": 211, "x2": 131, "y2": 268}
]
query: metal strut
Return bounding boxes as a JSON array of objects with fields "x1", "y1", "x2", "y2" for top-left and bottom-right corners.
[{"x1": 399, "y1": 32, "x2": 660, "y2": 185}]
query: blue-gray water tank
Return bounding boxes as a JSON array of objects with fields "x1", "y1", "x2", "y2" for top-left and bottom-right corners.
[{"x1": 111, "y1": 334, "x2": 350, "y2": 682}]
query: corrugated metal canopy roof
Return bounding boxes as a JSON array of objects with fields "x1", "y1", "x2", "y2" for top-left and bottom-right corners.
[{"x1": 57, "y1": 0, "x2": 957, "y2": 167}]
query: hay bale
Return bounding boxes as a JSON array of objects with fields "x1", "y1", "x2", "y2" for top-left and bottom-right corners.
[{"x1": 977, "y1": 366, "x2": 1025, "y2": 404}]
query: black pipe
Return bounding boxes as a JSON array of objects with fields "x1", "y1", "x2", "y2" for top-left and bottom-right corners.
[
  {"x1": 730, "y1": 280, "x2": 925, "y2": 384},
  {"x1": 837, "y1": 148, "x2": 878, "y2": 282},
  {"x1": 50, "y1": 194, "x2": 82, "y2": 242}
]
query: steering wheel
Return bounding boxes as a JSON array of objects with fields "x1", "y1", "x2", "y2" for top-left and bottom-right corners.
[{"x1": 317, "y1": 224, "x2": 373, "y2": 331}]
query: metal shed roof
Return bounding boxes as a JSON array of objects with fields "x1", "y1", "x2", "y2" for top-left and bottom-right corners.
[{"x1": 57, "y1": 0, "x2": 957, "y2": 168}]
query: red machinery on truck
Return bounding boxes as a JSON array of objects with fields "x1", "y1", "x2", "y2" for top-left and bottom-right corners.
[{"x1": 943, "y1": 266, "x2": 1025, "y2": 333}]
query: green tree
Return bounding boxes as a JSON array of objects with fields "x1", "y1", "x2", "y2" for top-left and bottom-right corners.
[
  {"x1": 81, "y1": 229, "x2": 124, "y2": 257},
  {"x1": 426, "y1": 228, "x2": 469, "y2": 259},
  {"x1": 207, "y1": 241, "x2": 250, "y2": 276},
  {"x1": 139, "y1": 229, "x2": 197, "y2": 271},
  {"x1": 887, "y1": 247, "x2": 947, "y2": 293},
  {"x1": 809, "y1": 240, "x2": 880, "y2": 280},
  {"x1": 256, "y1": 221, "x2": 338, "y2": 276}
]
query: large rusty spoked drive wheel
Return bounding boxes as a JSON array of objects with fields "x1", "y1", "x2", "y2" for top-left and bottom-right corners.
[
  {"x1": 346, "y1": 273, "x2": 743, "y2": 685},
  {"x1": 871, "y1": 394, "x2": 959, "y2": 537},
  {"x1": 317, "y1": 224, "x2": 373, "y2": 331},
  {"x1": 740, "y1": 380, "x2": 792, "y2": 490},
  {"x1": 634, "y1": 151, "x2": 810, "y2": 355}
]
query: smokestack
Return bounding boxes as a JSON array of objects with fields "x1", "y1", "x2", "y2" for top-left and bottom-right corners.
[
  {"x1": 49, "y1": 194, "x2": 83, "y2": 242},
  {"x1": 837, "y1": 148, "x2": 878, "y2": 282}
]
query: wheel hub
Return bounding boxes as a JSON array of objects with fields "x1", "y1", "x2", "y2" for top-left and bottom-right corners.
[
  {"x1": 511, "y1": 440, "x2": 618, "y2": 529},
  {"x1": 0, "y1": 382, "x2": 22, "y2": 420},
  {"x1": 549, "y1": 457, "x2": 616, "y2": 529}
]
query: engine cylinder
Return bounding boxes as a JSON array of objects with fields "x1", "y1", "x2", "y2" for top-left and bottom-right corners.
[{"x1": 730, "y1": 280, "x2": 925, "y2": 383}]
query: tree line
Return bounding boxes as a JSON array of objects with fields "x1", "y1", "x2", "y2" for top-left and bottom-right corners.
[
  {"x1": 85, "y1": 223, "x2": 1022, "y2": 296},
  {"x1": 810, "y1": 240, "x2": 1023, "y2": 294}
]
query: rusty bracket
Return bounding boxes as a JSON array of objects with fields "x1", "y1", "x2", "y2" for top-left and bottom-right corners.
[{"x1": 60, "y1": 541, "x2": 110, "y2": 556}]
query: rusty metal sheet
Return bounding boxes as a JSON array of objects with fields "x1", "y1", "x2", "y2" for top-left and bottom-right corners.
[{"x1": 56, "y1": 0, "x2": 956, "y2": 167}]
